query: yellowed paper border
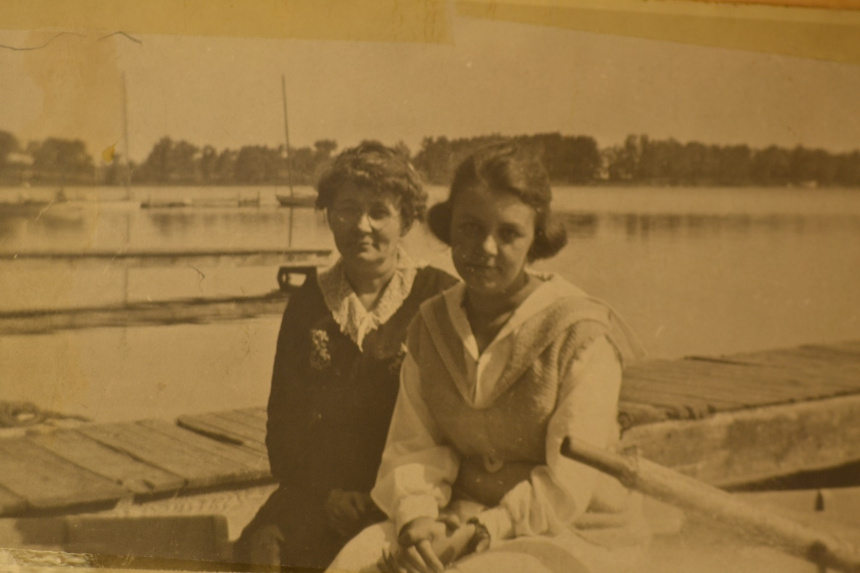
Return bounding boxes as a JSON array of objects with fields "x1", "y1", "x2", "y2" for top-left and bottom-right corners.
[
  {"x1": 2, "y1": 0, "x2": 860, "y2": 62},
  {"x1": 458, "y1": 0, "x2": 860, "y2": 63},
  {"x1": 0, "y1": 0, "x2": 454, "y2": 44}
]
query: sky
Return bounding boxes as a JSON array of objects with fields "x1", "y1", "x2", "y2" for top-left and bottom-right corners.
[{"x1": 1, "y1": 15, "x2": 859, "y2": 163}]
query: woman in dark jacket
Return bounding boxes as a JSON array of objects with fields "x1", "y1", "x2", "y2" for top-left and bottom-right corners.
[{"x1": 234, "y1": 142, "x2": 456, "y2": 570}]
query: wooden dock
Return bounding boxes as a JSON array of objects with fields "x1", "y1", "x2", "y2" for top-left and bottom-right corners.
[
  {"x1": 0, "y1": 341, "x2": 858, "y2": 518},
  {"x1": 0, "y1": 248, "x2": 333, "y2": 335},
  {"x1": 2, "y1": 247, "x2": 332, "y2": 269},
  {"x1": 0, "y1": 292, "x2": 290, "y2": 335}
]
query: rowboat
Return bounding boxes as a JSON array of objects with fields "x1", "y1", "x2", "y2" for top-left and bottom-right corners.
[
  {"x1": 275, "y1": 192, "x2": 316, "y2": 208},
  {"x1": 140, "y1": 197, "x2": 192, "y2": 209}
]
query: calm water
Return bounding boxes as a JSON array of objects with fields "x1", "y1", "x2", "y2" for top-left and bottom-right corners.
[{"x1": 1, "y1": 185, "x2": 859, "y2": 422}]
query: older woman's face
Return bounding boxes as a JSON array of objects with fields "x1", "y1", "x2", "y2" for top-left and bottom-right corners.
[{"x1": 328, "y1": 183, "x2": 405, "y2": 268}]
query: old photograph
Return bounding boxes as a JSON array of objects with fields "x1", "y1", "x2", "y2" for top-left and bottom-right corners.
[{"x1": 1, "y1": 1, "x2": 860, "y2": 571}]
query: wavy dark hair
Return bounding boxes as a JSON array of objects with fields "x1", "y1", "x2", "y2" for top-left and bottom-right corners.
[
  {"x1": 428, "y1": 143, "x2": 567, "y2": 261},
  {"x1": 316, "y1": 141, "x2": 427, "y2": 230}
]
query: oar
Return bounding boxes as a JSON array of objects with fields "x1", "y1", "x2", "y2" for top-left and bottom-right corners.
[{"x1": 562, "y1": 437, "x2": 860, "y2": 573}]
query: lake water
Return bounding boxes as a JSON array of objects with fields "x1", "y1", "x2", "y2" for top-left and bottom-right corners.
[{"x1": 1, "y1": 185, "x2": 859, "y2": 423}]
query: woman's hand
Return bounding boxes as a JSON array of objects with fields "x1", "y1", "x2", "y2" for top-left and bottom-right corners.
[
  {"x1": 378, "y1": 517, "x2": 479, "y2": 573},
  {"x1": 324, "y1": 489, "x2": 374, "y2": 538}
]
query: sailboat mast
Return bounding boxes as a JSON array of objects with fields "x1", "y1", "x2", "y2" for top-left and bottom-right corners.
[
  {"x1": 281, "y1": 75, "x2": 295, "y2": 247},
  {"x1": 281, "y1": 75, "x2": 295, "y2": 197},
  {"x1": 121, "y1": 73, "x2": 132, "y2": 309},
  {"x1": 122, "y1": 72, "x2": 132, "y2": 199}
]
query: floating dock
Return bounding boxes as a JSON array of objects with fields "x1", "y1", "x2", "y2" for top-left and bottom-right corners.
[
  {"x1": 1, "y1": 247, "x2": 332, "y2": 269},
  {"x1": 0, "y1": 340, "x2": 858, "y2": 518},
  {"x1": 0, "y1": 248, "x2": 332, "y2": 335}
]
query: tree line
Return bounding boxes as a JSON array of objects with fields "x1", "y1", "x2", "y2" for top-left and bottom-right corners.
[
  {"x1": 1, "y1": 128, "x2": 859, "y2": 188},
  {"x1": 132, "y1": 137, "x2": 340, "y2": 186},
  {"x1": 601, "y1": 135, "x2": 860, "y2": 187},
  {"x1": 414, "y1": 133, "x2": 860, "y2": 188},
  {"x1": 0, "y1": 130, "x2": 342, "y2": 187}
]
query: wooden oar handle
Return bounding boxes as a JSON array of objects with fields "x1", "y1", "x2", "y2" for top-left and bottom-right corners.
[{"x1": 561, "y1": 437, "x2": 860, "y2": 573}]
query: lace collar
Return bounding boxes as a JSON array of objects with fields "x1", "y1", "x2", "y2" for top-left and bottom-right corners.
[{"x1": 316, "y1": 247, "x2": 420, "y2": 349}]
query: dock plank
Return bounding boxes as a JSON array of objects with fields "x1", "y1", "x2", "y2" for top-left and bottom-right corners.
[
  {"x1": 79, "y1": 421, "x2": 265, "y2": 489},
  {"x1": 750, "y1": 350, "x2": 860, "y2": 378},
  {"x1": 621, "y1": 372, "x2": 751, "y2": 407},
  {"x1": 655, "y1": 358, "x2": 856, "y2": 399},
  {"x1": 28, "y1": 430, "x2": 186, "y2": 495},
  {"x1": 218, "y1": 409, "x2": 269, "y2": 436},
  {"x1": 216, "y1": 411, "x2": 268, "y2": 439},
  {"x1": 198, "y1": 411, "x2": 267, "y2": 444},
  {"x1": 0, "y1": 293, "x2": 289, "y2": 336},
  {"x1": 618, "y1": 386, "x2": 718, "y2": 420},
  {"x1": 177, "y1": 413, "x2": 267, "y2": 453},
  {"x1": 647, "y1": 357, "x2": 841, "y2": 393},
  {"x1": 234, "y1": 407, "x2": 268, "y2": 422},
  {"x1": 176, "y1": 416, "x2": 246, "y2": 446},
  {"x1": 0, "y1": 439, "x2": 126, "y2": 510},
  {"x1": 718, "y1": 362, "x2": 860, "y2": 395},
  {"x1": 625, "y1": 364, "x2": 813, "y2": 405},
  {"x1": 4, "y1": 248, "x2": 332, "y2": 268},
  {"x1": 627, "y1": 374, "x2": 800, "y2": 409},
  {"x1": 138, "y1": 419, "x2": 269, "y2": 473}
]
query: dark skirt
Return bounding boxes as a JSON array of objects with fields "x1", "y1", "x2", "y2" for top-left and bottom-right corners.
[{"x1": 233, "y1": 484, "x2": 383, "y2": 571}]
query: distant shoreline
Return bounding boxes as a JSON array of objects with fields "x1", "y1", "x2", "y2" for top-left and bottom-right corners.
[{"x1": 2, "y1": 182, "x2": 858, "y2": 191}]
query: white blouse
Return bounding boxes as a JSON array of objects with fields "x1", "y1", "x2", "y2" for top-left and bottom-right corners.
[{"x1": 370, "y1": 278, "x2": 624, "y2": 544}]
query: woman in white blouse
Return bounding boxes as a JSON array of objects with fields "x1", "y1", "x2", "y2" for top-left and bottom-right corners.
[{"x1": 327, "y1": 144, "x2": 649, "y2": 573}]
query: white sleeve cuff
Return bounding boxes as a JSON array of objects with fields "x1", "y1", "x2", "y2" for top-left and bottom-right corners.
[
  {"x1": 394, "y1": 495, "x2": 440, "y2": 534},
  {"x1": 476, "y1": 507, "x2": 514, "y2": 546}
]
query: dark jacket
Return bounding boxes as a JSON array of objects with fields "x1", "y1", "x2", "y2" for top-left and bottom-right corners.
[{"x1": 265, "y1": 265, "x2": 457, "y2": 500}]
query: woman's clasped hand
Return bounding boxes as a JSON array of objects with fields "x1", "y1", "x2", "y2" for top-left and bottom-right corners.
[
  {"x1": 378, "y1": 516, "x2": 483, "y2": 573},
  {"x1": 325, "y1": 489, "x2": 377, "y2": 538}
]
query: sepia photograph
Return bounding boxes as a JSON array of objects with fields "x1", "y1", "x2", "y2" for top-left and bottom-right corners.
[{"x1": 1, "y1": 1, "x2": 860, "y2": 571}]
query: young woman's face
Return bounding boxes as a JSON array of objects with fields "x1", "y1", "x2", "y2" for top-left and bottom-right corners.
[
  {"x1": 450, "y1": 185, "x2": 536, "y2": 296},
  {"x1": 328, "y1": 183, "x2": 405, "y2": 269}
]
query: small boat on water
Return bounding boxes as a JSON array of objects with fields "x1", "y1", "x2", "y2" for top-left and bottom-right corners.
[
  {"x1": 192, "y1": 192, "x2": 262, "y2": 208},
  {"x1": 140, "y1": 197, "x2": 192, "y2": 209},
  {"x1": 238, "y1": 195, "x2": 262, "y2": 207},
  {"x1": 275, "y1": 193, "x2": 316, "y2": 208},
  {"x1": 141, "y1": 194, "x2": 262, "y2": 209},
  {"x1": 0, "y1": 199, "x2": 54, "y2": 216}
]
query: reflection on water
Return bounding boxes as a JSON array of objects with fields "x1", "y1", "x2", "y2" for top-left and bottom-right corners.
[
  {"x1": 146, "y1": 209, "x2": 307, "y2": 244},
  {"x1": 606, "y1": 212, "x2": 860, "y2": 240},
  {"x1": 561, "y1": 210, "x2": 860, "y2": 241},
  {"x1": 0, "y1": 213, "x2": 21, "y2": 241},
  {"x1": 564, "y1": 213, "x2": 600, "y2": 239},
  {"x1": 2, "y1": 185, "x2": 859, "y2": 422},
  {"x1": 0, "y1": 206, "x2": 90, "y2": 241}
]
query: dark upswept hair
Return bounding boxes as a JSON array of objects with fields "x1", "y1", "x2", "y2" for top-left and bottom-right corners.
[
  {"x1": 316, "y1": 141, "x2": 427, "y2": 230},
  {"x1": 427, "y1": 143, "x2": 568, "y2": 261}
]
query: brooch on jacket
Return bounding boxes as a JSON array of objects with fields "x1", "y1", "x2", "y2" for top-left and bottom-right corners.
[
  {"x1": 309, "y1": 329, "x2": 332, "y2": 371},
  {"x1": 387, "y1": 343, "x2": 409, "y2": 376}
]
